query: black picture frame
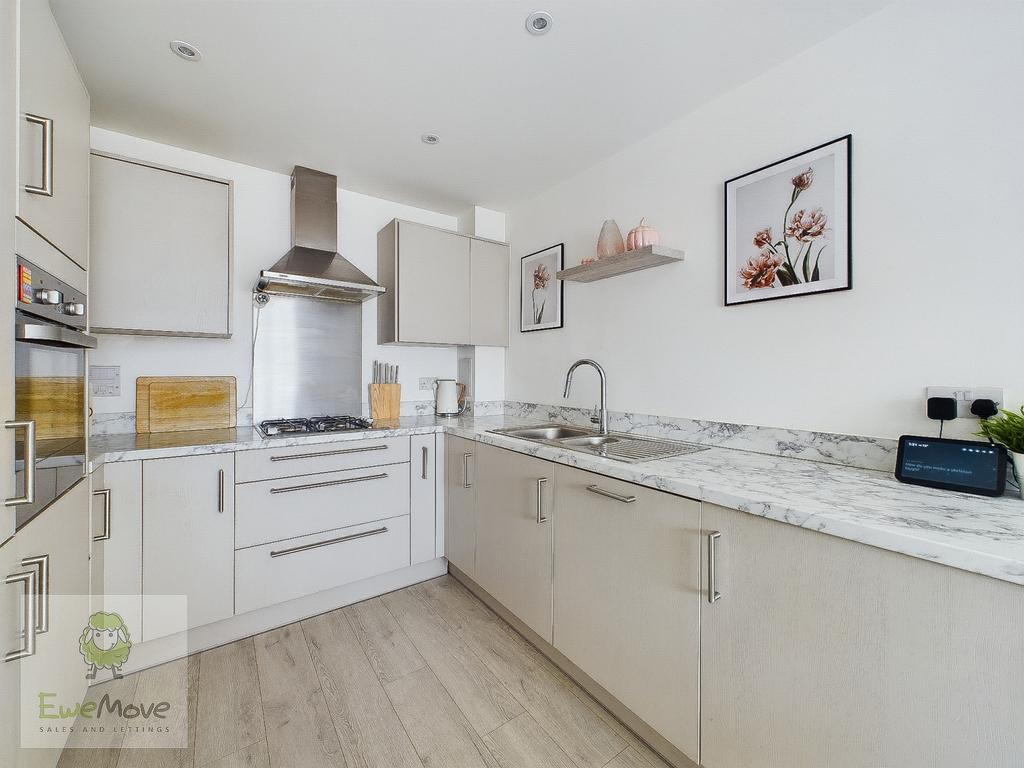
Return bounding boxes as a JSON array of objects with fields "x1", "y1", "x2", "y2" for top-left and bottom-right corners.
[
  {"x1": 724, "y1": 134, "x2": 852, "y2": 306},
  {"x1": 520, "y1": 243, "x2": 564, "y2": 332}
]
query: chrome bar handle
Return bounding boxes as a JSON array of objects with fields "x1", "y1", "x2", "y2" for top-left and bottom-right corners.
[
  {"x1": 586, "y1": 484, "x2": 636, "y2": 504},
  {"x1": 270, "y1": 444, "x2": 388, "y2": 462},
  {"x1": 5, "y1": 420, "x2": 36, "y2": 506},
  {"x1": 536, "y1": 478, "x2": 549, "y2": 524},
  {"x1": 217, "y1": 469, "x2": 225, "y2": 512},
  {"x1": 707, "y1": 531, "x2": 722, "y2": 604},
  {"x1": 23, "y1": 114, "x2": 53, "y2": 196},
  {"x1": 270, "y1": 526, "x2": 388, "y2": 558},
  {"x1": 462, "y1": 453, "x2": 473, "y2": 489},
  {"x1": 4, "y1": 569, "x2": 38, "y2": 662},
  {"x1": 270, "y1": 472, "x2": 388, "y2": 495},
  {"x1": 421, "y1": 446, "x2": 429, "y2": 480},
  {"x1": 20, "y1": 555, "x2": 49, "y2": 634},
  {"x1": 92, "y1": 489, "x2": 112, "y2": 542}
]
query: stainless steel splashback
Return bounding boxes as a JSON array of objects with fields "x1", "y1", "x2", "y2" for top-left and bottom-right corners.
[{"x1": 252, "y1": 294, "x2": 362, "y2": 423}]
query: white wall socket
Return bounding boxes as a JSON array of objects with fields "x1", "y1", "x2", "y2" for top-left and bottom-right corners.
[
  {"x1": 926, "y1": 386, "x2": 1004, "y2": 418},
  {"x1": 419, "y1": 377, "x2": 438, "y2": 392}
]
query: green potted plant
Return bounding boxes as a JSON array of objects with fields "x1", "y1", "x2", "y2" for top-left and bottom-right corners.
[{"x1": 977, "y1": 405, "x2": 1024, "y2": 496}]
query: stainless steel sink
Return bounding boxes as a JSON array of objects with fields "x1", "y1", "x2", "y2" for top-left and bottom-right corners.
[{"x1": 488, "y1": 423, "x2": 708, "y2": 464}]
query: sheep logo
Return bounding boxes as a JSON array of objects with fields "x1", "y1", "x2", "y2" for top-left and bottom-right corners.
[{"x1": 79, "y1": 612, "x2": 132, "y2": 680}]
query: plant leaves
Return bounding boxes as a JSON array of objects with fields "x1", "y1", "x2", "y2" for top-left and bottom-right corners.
[{"x1": 776, "y1": 268, "x2": 795, "y2": 287}]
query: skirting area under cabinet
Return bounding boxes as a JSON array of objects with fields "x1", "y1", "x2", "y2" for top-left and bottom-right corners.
[{"x1": 56, "y1": 575, "x2": 670, "y2": 768}]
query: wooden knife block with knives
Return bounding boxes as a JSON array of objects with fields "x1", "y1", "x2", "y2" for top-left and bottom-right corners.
[{"x1": 370, "y1": 361, "x2": 401, "y2": 421}]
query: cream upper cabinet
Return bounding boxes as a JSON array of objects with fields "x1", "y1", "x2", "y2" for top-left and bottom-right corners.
[
  {"x1": 378, "y1": 219, "x2": 509, "y2": 346},
  {"x1": 90, "y1": 153, "x2": 232, "y2": 337},
  {"x1": 17, "y1": 0, "x2": 90, "y2": 274},
  {"x1": 142, "y1": 454, "x2": 234, "y2": 641},
  {"x1": 469, "y1": 238, "x2": 509, "y2": 346},
  {"x1": 444, "y1": 435, "x2": 477, "y2": 577},
  {"x1": 700, "y1": 502, "x2": 1024, "y2": 768},
  {"x1": 473, "y1": 443, "x2": 553, "y2": 641},
  {"x1": 553, "y1": 466, "x2": 701, "y2": 764}
]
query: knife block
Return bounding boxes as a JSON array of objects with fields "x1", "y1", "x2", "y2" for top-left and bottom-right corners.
[{"x1": 370, "y1": 383, "x2": 401, "y2": 421}]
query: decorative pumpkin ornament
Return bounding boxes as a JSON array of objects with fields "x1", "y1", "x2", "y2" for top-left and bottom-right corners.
[
  {"x1": 596, "y1": 219, "x2": 626, "y2": 261},
  {"x1": 626, "y1": 218, "x2": 660, "y2": 251}
]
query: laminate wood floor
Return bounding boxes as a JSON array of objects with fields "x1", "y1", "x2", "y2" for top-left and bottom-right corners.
[{"x1": 58, "y1": 575, "x2": 670, "y2": 768}]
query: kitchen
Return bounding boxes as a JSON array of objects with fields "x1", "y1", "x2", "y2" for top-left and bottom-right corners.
[{"x1": 2, "y1": 2, "x2": 1023, "y2": 768}]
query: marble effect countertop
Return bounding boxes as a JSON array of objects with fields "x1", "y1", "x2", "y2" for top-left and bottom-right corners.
[{"x1": 89, "y1": 414, "x2": 1024, "y2": 587}]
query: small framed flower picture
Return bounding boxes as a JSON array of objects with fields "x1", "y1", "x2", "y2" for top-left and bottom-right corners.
[
  {"x1": 724, "y1": 135, "x2": 851, "y2": 306},
  {"x1": 520, "y1": 244, "x2": 564, "y2": 332}
]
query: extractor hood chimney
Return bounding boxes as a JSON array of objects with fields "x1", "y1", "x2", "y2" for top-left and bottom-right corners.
[{"x1": 255, "y1": 166, "x2": 385, "y2": 302}]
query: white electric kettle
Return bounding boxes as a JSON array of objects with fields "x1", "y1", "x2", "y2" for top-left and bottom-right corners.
[{"x1": 434, "y1": 379, "x2": 467, "y2": 417}]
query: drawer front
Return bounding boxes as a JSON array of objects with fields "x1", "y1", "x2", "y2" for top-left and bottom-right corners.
[
  {"x1": 235, "y1": 516, "x2": 411, "y2": 614},
  {"x1": 236, "y1": 436, "x2": 410, "y2": 483},
  {"x1": 236, "y1": 463, "x2": 410, "y2": 549}
]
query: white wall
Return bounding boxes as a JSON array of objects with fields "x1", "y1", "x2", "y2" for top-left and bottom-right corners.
[
  {"x1": 506, "y1": 2, "x2": 1024, "y2": 440},
  {"x1": 88, "y1": 128, "x2": 459, "y2": 421}
]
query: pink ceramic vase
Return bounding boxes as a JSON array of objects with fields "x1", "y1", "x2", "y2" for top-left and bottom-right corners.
[{"x1": 596, "y1": 220, "x2": 625, "y2": 260}]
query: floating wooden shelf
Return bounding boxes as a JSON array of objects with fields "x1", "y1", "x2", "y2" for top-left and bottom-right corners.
[{"x1": 555, "y1": 244, "x2": 685, "y2": 283}]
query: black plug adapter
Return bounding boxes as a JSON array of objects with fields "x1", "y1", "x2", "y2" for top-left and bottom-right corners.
[
  {"x1": 970, "y1": 398, "x2": 999, "y2": 418},
  {"x1": 927, "y1": 396, "x2": 957, "y2": 421}
]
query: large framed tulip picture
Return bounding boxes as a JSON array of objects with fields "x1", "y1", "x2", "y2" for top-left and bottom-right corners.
[{"x1": 724, "y1": 135, "x2": 851, "y2": 306}]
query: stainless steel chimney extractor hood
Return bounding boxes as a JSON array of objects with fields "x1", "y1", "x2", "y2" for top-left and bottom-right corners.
[{"x1": 255, "y1": 166, "x2": 385, "y2": 302}]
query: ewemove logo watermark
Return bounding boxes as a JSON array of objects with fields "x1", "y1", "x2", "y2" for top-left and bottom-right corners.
[{"x1": 20, "y1": 594, "x2": 188, "y2": 750}]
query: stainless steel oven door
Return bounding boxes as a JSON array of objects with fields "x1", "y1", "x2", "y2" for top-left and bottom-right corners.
[{"x1": 11, "y1": 317, "x2": 94, "y2": 530}]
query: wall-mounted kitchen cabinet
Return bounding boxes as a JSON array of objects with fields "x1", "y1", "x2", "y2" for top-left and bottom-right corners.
[
  {"x1": 377, "y1": 219, "x2": 509, "y2": 347},
  {"x1": 17, "y1": 0, "x2": 90, "y2": 288},
  {"x1": 89, "y1": 152, "x2": 232, "y2": 337}
]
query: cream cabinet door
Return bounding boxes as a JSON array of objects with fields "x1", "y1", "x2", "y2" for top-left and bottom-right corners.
[
  {"x1": 410, "y1": 434, "x2": 436, "y2": 565},
  {"x1": 90, "y1": 461, "x2": 142, "y2": 630},
  {"x1": 553, "y1": 466, "x2": 700, "y2": 762},
  {"x1": 469, "y1": 238, "x2": 509, "y2": 346},
  {"x1": 90, "y1": 153, "x2": 232, "y2": 336},
  {"x1": 18, "y1": 0, "x2": 90, "y2": 270},
  {"x1": 142, "y1": 454, "x2": 234, "y2": 640},
  {"x1": 474, "y1": 443, "x2": 553, "y2": 641},
  {"x1": 397, "y1": 221, "x2": 471, "y2": 344},
  {"x1": 444, "y1": 435, "x2": 477, "y2": 576},
  {"x1": 700, "y1": 502, "x2": 1024, "y2": 768}
]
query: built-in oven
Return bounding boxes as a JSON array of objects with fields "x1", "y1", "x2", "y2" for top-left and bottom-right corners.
[{"x1": 9, "y1": 256, "x2": 96, "y2": 530}]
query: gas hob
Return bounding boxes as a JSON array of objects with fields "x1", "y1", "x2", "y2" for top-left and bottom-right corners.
[{"x1": 257, "y1": 415, "x2": 374, "y2": 438}]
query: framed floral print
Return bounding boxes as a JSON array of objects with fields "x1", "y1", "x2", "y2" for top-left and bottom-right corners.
[
  {"x1": 725, "y1": 135, "x2": 851, "y2": 306},
  {"x1": 520, "y1": 244, "x2": 564, "y2": 332}
]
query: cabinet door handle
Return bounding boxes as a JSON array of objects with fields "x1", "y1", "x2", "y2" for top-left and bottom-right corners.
[
  {"x1": 421, "y1": 446, "x2": 429, "y2": 480},
  {"x1": 707, "y1": 531, "x2": 722, "y2": 604},
  {"x1": 462, "y1": 453, "x2": 473, "y2": 489},
  {"x1": 270, "y1": 444, "x2": 388, "y2": 462},
  {"x1": 4, "y1": 568, "x2": 38, "y2": 661},
  {"x1": 5, "y1": 420, "x2": 36, "y2": 506},
  {"x1": 23, "y1": 114, "x2": 53, "y2": 197},
  {"x1": 20, "y1": 554, "x2": 49, "y2": 635},
  {"x1": 586, "y1": 484, "x2": 636, "y2": 504},
  {"x1": 270, "y1": 472, "x2": 388, "y2": 495},
  {"x1": 217, "y1": 469, "x2": 225, "y2": 512},
  {"x1": 92, "y1": 489, "x2": 112, "y2": 541},
  {"x1": 270, "y1": 526, "x2": 388, "y2": 558},
  {"x1": 536, "y1": 477, "x2": 549, "y2": 524}
]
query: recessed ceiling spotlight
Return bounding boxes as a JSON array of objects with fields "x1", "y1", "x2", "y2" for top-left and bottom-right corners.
[
  {"x1": 525, "y1": 11, "x2": 552, "y2": 35},
  {"x1": 421, "y1": 133, "x2": 441, "y2": 145},
  {"x1": 169, "y1": 40, "x2": 202, "y2": 61}
]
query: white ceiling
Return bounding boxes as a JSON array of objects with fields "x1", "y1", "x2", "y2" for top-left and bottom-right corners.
[{"x1": 52, "y1": 0, "x2": 888, "y2": 212}]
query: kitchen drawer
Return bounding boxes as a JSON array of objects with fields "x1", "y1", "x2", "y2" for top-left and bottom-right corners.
[
  {"x1": 236, "y1": 436, "x2": 410, "y2": 482},
  {"x1": 236, "y1": 463, "x2": 410, "y2": 549},
  {"x1": 235, "y1": 516, "x2": 411, "y2": 614}
]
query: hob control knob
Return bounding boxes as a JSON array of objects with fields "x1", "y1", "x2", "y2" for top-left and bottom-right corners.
[
  {"x1": 35, "y1": 288, "x2": 63, "y2": 305},
  {"x1": 61, "y1": 302, "x2": 85, "y2": 317}
]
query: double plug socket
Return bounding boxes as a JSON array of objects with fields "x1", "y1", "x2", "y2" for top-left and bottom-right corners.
[{"x1": 926, "y1": 386, "x2": 1004, "y2": 419}]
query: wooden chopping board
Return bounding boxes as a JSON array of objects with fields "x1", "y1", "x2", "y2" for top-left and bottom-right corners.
[{"x1": 136, "y1": 376, "x2": 236, "y2": 433}]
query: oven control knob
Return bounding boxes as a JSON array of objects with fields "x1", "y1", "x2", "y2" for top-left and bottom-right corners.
[
  {"x1": 35, "y1": 288, "x2": 63, "y2": 305},
  {"x1": 61, "y1": 302, "x2": 85, "y2": 317}
]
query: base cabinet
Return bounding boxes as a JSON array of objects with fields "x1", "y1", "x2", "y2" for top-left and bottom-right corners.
[
  {"x1": 474, "y1": 443, "x2": 553, "y2": 641},
  {"x1": 445, "y1": 435, "x2": 478, "y2": 577},
  {"x1": 90, "y1": 460, "x2": 142, "y2": 630},
  {"x1": 700, "y1": 502, "x2": 1024, "y2": 768},
  {"x1": 142, "y1": 454, "x2": 234, "y2": 641},
  {"x1": 553, "y1": 466, "x2": 700, "y2": 762}
]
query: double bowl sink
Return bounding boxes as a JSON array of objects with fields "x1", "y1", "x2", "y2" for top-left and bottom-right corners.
[{"x1": 488, "y1": 423, "x2": 708, "y2": 464}]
